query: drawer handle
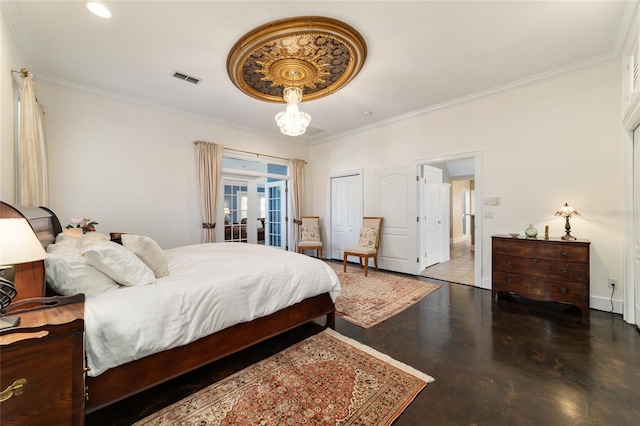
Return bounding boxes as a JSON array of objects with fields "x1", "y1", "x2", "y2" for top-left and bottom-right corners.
[
  {"x1": 533, "y1": 276, "x2": 538, "y2": 282},
  {"x1": 0, "y1": 378, "x2": 27, "y2": 403},
  {"x1": 506, "y1": 278, "x2": 512, "y2": 284},
  {"x1": 507, "y1": 261, "x2": 513, "y2": 267},
  {"x1": 507, "y1": 245, "x2": 513, "y2": 251},
  {"x1": 533, "y1": 258, "x2": 538, "y2": 264},
  {"x1": 561, "y1": 267, "x2": 568, "y2": 274},
  {"x1": 560, "y1": 249, "x2": 568, "y2": 256},
  {"x1": 561, "y1": 287, "x2": 568, "y2": 294}
]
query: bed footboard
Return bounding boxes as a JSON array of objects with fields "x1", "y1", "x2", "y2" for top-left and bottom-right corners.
[{"x1": 85, "y1": 293, "x2": 335, "y2": 413}]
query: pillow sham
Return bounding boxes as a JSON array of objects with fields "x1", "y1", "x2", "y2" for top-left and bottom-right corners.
[
  {"x1": 358, "y1": 227, "x2": 378, "y2": 249},
  {"x1": 45, "y1": 246, "x2": 119, "y2": 297},
  {"x1": 300, "y1": 224, "x2": 321, "y2": 242},
  {"x1": 82, "y1": 240, "x2": 156, "y2": 286},
  {"x1": 121, "y1": 234, "x2": 169, "y2": 278}
]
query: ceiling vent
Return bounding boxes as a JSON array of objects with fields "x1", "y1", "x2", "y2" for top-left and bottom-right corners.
[{"x1": 172, "y1": 71, "x2": 201, "y2": 84}]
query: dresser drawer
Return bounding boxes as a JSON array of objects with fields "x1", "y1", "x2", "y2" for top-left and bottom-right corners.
[
  {"x1": 1, "y1": 332, "x2": 82, "y2": 425},
  {"x1": 493, "y1": 254, "x2": 589, "y2": 282},
  {"x1": 493, "y1": 271, "x2": 589, "y2": 305},
  {"x1": 493, "y1": 238, "x2": 589, "y2": 262}
]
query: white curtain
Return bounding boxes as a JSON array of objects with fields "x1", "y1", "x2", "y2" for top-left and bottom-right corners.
[
  {"x1": 290, "y1": 159, "x2": 305, "y2": 252},
  {"x1": 195, "y1": 141, "x2": 224, "y2": 243},
  {"x1": 17, "y1": 72, "x2": 49, "y2": 207}
]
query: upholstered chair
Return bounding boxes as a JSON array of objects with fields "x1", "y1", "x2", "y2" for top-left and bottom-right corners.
[
  {"x1": 343, "y1": 217, "x2": 383, "y2": 276},
  {"x1": 298, "y1": 216, "x2": 323, "y2": 259}
]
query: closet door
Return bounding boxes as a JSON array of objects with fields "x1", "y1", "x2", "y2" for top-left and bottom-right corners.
[{"x1": 331, "y1": 174, "x2": 362, "y2": 260}]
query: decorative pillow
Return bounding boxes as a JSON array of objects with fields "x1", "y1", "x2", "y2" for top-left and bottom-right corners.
[
  {"x1": 300, "y1": 224, "x2": 321, "y2": 242},
  {"x1": 45, "y1": 246, "x2": 119, "y2": 297},
  {"x1": 121, "y1": 234, "x2": 169, "y2": 278},
  {"x1": 82, "y1": 240, "x2": 156, "y2": 286},
  {"x1": 109, "y1": 232, "x2": 128, "y2": 245},
  {"x1": 358, "y1": 227, "x2": 378, "y2": 248}
]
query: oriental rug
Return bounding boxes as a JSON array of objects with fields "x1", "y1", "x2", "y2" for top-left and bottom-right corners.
[
  {"x1": 330, "y1": 263, "x2": 441, "y2": 328},
  {"x1": 134, "y1": 329, "x2": 433, "y2": 426}
]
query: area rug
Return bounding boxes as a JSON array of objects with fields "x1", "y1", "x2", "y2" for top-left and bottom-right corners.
[
  {"x1": 330, "y1": 263, "x2": 441, "y2": 328},
  {"x1": 134, "y1": 329, "x2": 433, "y2": 425}
]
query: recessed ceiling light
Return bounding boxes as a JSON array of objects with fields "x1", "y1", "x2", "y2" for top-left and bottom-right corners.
[
  {"x1": 87, "y1": 2, "x2": 112, "y2": 19},
  {"x1": 363, "y1": 111, "x2": 373, "y2": 116}
]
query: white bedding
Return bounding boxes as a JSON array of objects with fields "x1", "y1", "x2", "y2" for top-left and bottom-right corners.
[{"x1": 85, "y1": 243, "x2": 341, "y2": 377}]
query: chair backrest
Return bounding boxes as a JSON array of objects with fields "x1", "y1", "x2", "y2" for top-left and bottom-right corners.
[
  {"x1": 362, "y1": 216, "x2": 383, "y2": 250},
  {"x1": 299, "y1": 216, "x2": 322, "y2": 244},
  {"x1": 301, "y1": 216, "x2": 319, "y2": 226}
]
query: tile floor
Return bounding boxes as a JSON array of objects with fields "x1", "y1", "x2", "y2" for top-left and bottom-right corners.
[{"x1": 420, "y1": 237, "x2": 475, "y2": 285}]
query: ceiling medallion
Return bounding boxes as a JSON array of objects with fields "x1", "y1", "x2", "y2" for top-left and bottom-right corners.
[
  {"x1": 228, "y1": 16, "x2": 366, "y2": 136},
  {"x1": 227, "y1": 16, "x2": 367, "y2": 103}
]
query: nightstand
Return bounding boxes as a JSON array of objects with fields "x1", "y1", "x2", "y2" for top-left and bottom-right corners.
[{"x1": 0, "y1": 294, "x2": 85, "y2": 425}]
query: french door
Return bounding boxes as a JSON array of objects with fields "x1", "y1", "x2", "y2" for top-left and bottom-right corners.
[{"x1": 266, "y1": 180, "x2": 288, "y2": 249}]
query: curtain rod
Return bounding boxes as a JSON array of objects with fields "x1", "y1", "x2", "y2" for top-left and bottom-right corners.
[
  {"x1": 193, "y1": 142, "x2": 306, "y2": 164},
  {"x1": 11, "y1": 68, "x2": 30, "y2": 78}
]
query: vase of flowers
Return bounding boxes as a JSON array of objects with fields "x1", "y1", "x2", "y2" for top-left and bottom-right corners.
[{"x1": 66, "y1": 215, "x2": 99, "y2": 234}]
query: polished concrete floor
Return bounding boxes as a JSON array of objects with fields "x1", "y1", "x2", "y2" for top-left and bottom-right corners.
[
  {"x1": 86, "y1": 268, "x2": 639, "y2": 425},
  {"x1": 421, "y1": 238, "x2": 474, "y2": 286}
]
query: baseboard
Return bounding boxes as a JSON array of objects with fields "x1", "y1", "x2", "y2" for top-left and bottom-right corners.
[{"x1": 590, "y1": 294, "x2": 623, "y2": 315}]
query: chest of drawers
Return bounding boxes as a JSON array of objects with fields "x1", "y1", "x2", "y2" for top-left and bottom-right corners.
[
  {"x1": 492, "y1": 235, "x2": 590, "y2": 317},
  {"x1": 0, "y1": 295, "x2": 85, "y2": 425}
]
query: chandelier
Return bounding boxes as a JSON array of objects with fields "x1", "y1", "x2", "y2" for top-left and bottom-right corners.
[{"x1": 275, "y1": 86, "x2": 311, "y2": 136}]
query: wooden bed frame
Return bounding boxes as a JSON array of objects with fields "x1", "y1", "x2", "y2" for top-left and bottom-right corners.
[{"x1": 1, "y1": 202, "x2": 336, "y2": 414}]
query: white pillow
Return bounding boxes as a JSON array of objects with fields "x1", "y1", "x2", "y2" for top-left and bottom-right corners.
[
  {"x1": 82, "y1": 240, "x2": 156, "y2": 286},
  {"x1": 121, "y1": 234, "x2": 169, "y2": 278},
  {"x1": 45, "y1": 246, "x2": 118, "y2": 297}
]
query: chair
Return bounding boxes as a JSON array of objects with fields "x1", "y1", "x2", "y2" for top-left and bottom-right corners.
[
  {"x1": 297, "y1": 216, "x2": 323, "y2": 259},
  {"x1": 343, "y1": 217, "x2": 383, "y2": 277}
]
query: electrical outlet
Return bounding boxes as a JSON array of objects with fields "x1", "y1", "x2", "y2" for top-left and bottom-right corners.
[{"x1": 608, "y1": 278, "x2": 618, "y2": 289}]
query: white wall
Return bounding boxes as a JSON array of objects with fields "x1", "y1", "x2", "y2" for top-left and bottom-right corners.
[
  {"x1": 33, "y1": 82, "x2": 309, "y2": 249},
  {"x1": 309, "y1": 60, "x2": 624, "y2": 312},
  {"x1": 0, "y1": 6, "x2": 27, "y2": 202}
]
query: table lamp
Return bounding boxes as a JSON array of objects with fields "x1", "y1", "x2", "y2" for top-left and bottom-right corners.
[
  {"x1": 555, "y1": 202, "x2": 580, "y2": 241},
  {"x1": 0, "y1": 217, "x2": 47, "y2": 329}
]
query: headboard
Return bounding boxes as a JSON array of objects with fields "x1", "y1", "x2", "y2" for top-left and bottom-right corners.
[{"x1": 1, "y1": 201, "x2": 62, "y2": 301}]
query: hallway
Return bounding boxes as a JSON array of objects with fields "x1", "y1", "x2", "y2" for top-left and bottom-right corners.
[{"x1": 420, "y1": 237, "x2": 474, "y2": 285}]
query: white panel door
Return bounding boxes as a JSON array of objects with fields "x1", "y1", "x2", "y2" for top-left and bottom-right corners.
[
  {"x1": 266, "y1": 180, "x2": 287, "y2": 250},
  {"x1": 634, "y1": 127, "x2": 640, "y2": 328},
  {"x1": 423, "y1": 165, "x2": 442, "y2": 268},
  {"x1": 374, "y1": 166, "x2": 417, "y2": 275},
  {"x1": 440, "y1": 183, "x2": 451, "y2": 262},
  {"x1": 331, "y1": 174, "x2": 362, "y2": 260}
]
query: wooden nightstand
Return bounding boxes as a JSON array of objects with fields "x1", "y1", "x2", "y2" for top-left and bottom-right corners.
[{"x1": 0, "y1": 294, "x2": 85, "y2": 425}]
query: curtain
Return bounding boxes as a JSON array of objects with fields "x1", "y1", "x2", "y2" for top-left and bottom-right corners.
[
  {"x1": 290, "y1": 159, "x2": 305, "y2": 252},
  {"x1": 18, "y1": 73, "x2": 49, "y2": 207},
  {"x1": 195, "y1": 141, "x2": 224, "y2": 243}
]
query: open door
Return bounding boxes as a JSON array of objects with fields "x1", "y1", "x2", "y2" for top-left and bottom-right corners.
[
  {"x1": 634, "y1": 127, "x2": 640, "y2": 328},
  {"x1": 422, "y1": 164, "x2": 443, "y2": 269}
]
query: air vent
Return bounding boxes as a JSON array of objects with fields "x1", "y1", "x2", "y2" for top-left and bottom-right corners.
[{"x1": 172, "y1": 71, "x2": 201, "y2": 84}]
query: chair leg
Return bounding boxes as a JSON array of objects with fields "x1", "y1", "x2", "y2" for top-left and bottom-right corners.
[
  {"x1": 318, "y1": 247, "x2": 322, "y2": 259},
  {"x1": 343, "y1": 253, "x2": 348, "y2": 272},
  {"x1": 374, "y1": 255, "x2": 378, "y2": 271},
  {"x1": 364, "y1": 256, "x2": 369, "y2": 277}
]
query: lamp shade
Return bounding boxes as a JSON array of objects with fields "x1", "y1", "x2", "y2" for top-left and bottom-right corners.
[
  {"x1": 555, "y1": 202, "x2": 579, "y2": 218},
  {"x1": 0, "y1": 218, "x2": 47, "y2": 265}
]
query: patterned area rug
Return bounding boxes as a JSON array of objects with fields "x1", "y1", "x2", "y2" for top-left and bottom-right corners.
[
  {"x1": 134, "y1": 329, "x2": 433, "y2": 425},
  {"x1": 331, "y1": 262, "x2": 441, "y2": 328}
]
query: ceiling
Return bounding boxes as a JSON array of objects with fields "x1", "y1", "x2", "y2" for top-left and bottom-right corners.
[{"x1": 3, "y1": 1, "x2": 634, "y2": 145}]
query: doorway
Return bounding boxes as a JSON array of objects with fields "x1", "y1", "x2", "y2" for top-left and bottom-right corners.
[{"x1": 418, "y1": 153, "x2": 481, "y2": 287}]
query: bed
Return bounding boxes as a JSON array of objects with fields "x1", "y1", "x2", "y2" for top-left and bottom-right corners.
[{"x1": 1, "y1": 202, "x2": 340, "y2": 414}]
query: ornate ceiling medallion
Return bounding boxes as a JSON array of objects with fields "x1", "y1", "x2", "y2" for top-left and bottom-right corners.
[{"x1": 227, "y1": 16, "x2": 367, "y2": 103}]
